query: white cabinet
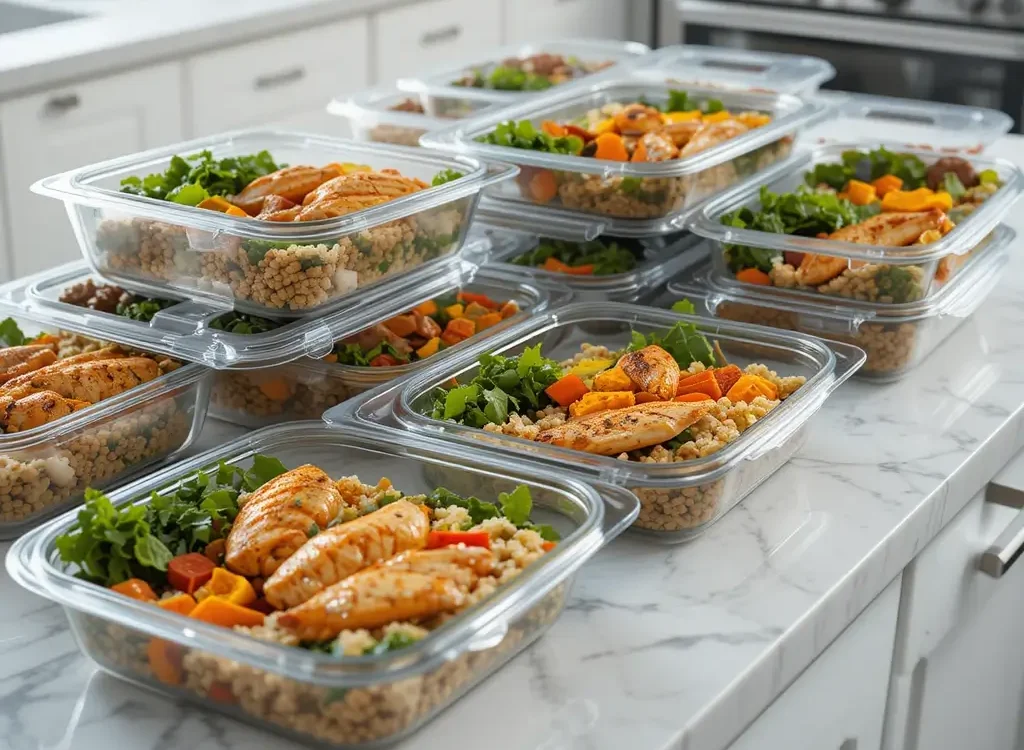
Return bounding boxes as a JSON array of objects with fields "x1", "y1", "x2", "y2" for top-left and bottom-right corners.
[
  {"x1": 0, "y1": 64, "x2": 183, "y2": 278},
  {"x1": 883, "y1": 453, "x2": 1024, "y2": 750},
  {"x1": 503, "y1": 0, "x2": 631, "y2": 44},
  {"x1": 186, "y1": 18, "x2": 369, "y2": 138},
  {"x1": 730, "y1": 577, "x2": 901, "y2": 750},
  {"x1": 374, "y1": 0, "x2": 502, "y2": 83}
]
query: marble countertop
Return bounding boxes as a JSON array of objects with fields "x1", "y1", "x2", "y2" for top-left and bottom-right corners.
[
  {"x1": 3, "y1": 138, "x2": 1024, "y2": 750},
  {"x1": 0, "y1": 0, "x2": 417, "y2": 97}
]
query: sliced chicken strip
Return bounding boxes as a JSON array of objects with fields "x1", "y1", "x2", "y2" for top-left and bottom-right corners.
[
  {"x1": 263, "y1": 499, "x2": 431, "y2": 610},
  {"x1": 827, "y1": 209, "x2": 945, "y2": 246},
  {"x1": 225, "y1": 465, "x2": 348, "y2": 578},
  {"x1": 276, "y1": 568, "x2": 466, "y2": 642},
  {"x1": 678, "y1": 119, "x2": 749, "y2": 158},
  {"x1": 536, "y1": 400, "x2": 711, "y2": 456},
  {"x1": 0, "y1": 346, "x2": 58, "y2": 385},
  {"x1": 231, "y1": 165, "x2": 342, "y2": 215},
  {"x1": 299, "y1": 169, "x2": 427, "y2": 208},
  {"x1": 0, "y1": 357, "x2": 159, "y2": 404},
  {"x1": 0, "y1": 390, "x2": 90, "y2": 432},
  {"x1": 381, "y1": 546, "x2": 496, "y2": 590},
  {"x1": 617, "y1": 345, "x2": 680, "y2": 400}
]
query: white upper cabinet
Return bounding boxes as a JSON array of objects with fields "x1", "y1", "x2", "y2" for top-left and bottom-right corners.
[
  {"x1": 503, "y1": 0, "x2": 631, "y2": 44},
  {"x1": 374, "y1": 0, "x2": 502, "y2": 83},
  {"x1": 186, "y1": 17, "x2": 370, "y2": 138},
  {"x1": 0, "y1": 63, "x2": 183, "y2": 278}
]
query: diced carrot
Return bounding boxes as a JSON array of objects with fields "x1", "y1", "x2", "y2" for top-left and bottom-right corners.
[
  {"x1": 457, "y1": 291, "x2": 499, "y2": 309},
  {"x1": 443, "y1": 317, "x2": 476, "y2": 342},
  {"x1": 676, "y1": 370, "x2": 722, "y2": 400},
  {"x1": 111, "y1": 578, "x2": 158, "y2": 602},
  {"x1": 735, "y1": 268, "x2": 772, "y2": 285},
  {"x1": 444, "y1": 303, "x2": 464, "y2": 319},
  {"x1": 258, "y1": 377, "x2": 293, "y2": 402},
  {"x1": 726, "y1": 374, "x2": 778, "y2": 403},
  {"x1": 383, "y1": 314, "x2": 417, "y2": 337},
  {"x1": 499, "y1": 300, "x2": 519, "y2": 319},
  {"x1": 634, "y1": 392, "x2": 662, "y2": 404},
  {"x1": 414, "y1": 299, "x2": 439, "y2": 316},
  {"x1": 167, "y1": 553, "x2": 216, "y2": 595},
  {"x1": 545, "y1": 373, "x2": 590, "y2": 407},
  {"x1": 674, "y1": 393, "x2": 715, "y2": 402},
  {"x1": 33, "y1": 334, "x2": 61, "y2": 346},
  {"x1": 569, "y1": 391, "x2": 635, "y2": 418},
  {"x1": 593, "y1": 366, "x2": 636, "y2": 392},
  {"x1": 322, "y1": 353, "x2": 338, "y2": 364},
  {"x1": 426, "y1": 530, "x2": 491, "y2": 550},
  {"x1": 463, "y1": 301, "x2": 491, "y2": 319},
  {"x1": 712, "y1": 365, "x2": 743, "y2": 395},
  {"x1": 542, "y1": 256, "x2": 573, "y2": 273},
  {"x1": 541, "y1": 541, "x2": 557, "y2": 552},
  {"x1": 593, "y1": 132, "x2": 629, "y2": 161},
  {"x1": 541, "y1": 120, "x2": 568, "y2": 137},
  {"x1": 528, "y1": 169, "x2": 558, "y2": 203},
  {"x1": 190, "y1": 596, "x2": 265, "y2": 629},
  {"x1": 476, "y1": 312, "x2": 503, "y2": 330},
  {"x1": 208, "y1": 682, "x2": 237, "y2": 704},
  {"x1": 147, "y1": 638, "x2": 184, "y2": 686},
  {"x1": 157, "y1": 593, "x2": 197, "y2": 616},
  {"x1": 631, "y1": 137, "x2": 649, "y2": 163},
  {"x1": 416, "y1": 337, "x2": 441, "y2": 359},
  {"x1": 194, "y1": 568, "x2": 257, "y2": 606},
  {"x1": 846, "y1": 179, "x2": 878, "y2": 206},
  {"x1": 197, "y1": 196, "x2": 235, "y2": 213},
  {"x1": 871, "y1": 174, "x2": 903, "y2": 197},
  {"x1": 369, "y1": 353, "x2": 400, "y2": 367},
  {"x1": 562, "y1": 264, "x2": 596, "y2": 276}
]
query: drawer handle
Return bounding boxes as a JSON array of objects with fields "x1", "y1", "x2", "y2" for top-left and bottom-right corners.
[
  {"x1": 253, "y1": 66, "x2": 306, "y2": 90},
  {"x1": 44, "y1": 93, "x2": 80, "y2": 116},
  {"x1": 420, "y1": 25, "x2": 461, "y2": 46},
  {"x1": 980, "y1": 476, "x2": 1024, "y2": 578}
]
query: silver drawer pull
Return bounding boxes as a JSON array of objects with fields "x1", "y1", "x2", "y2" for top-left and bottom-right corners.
[
  {"x1": 254, "y1": 67, "x2": 306, "y2": 90},
  {"x1": 420, "y1": 25, "x2": 461, "y2": 46},
  {"x1": 980, "y1": 466, "x2": 1024, "y2": 577},
  {"x1": 44, "y1": 93, "x2": 80, "y2": 116}
]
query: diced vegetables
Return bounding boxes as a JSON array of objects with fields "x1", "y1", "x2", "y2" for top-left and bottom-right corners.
[
  {"x1": 442, "y1": 317, "x2": 476, "y2": 345},
  {"x1": 674, "y1": 393, "x2": 715, "y2": 402},
  {"x1": 528, "y1": 169, "x2": 559, "y2": 202},
  {"x1": 147, "y1": 638, "x2": 184, "y2": 686},
  {"x1": 726, "y1": 374, "x2": 778, "y2": 403},
  {"x1": 195, "y1": 567, "x2": 257, "y2": 606},
  {"x1": 593, "y1": 132, "x2": 629, "y2": 162},
  {"x1": 542, "y1": 120, "x2": 568, "y2": 137},
  {"x1": 258, "y1": 378, "x2": 293, "y2": 402},
  {"x1": 457, "y1": 291, "x2": 499, "y2": 309},
  {"x1": 425, "y1": 530, "x2": 491, "y2": 550},
  {"x1": 676, "y1": 370, "x2": 722, "y2": 400},
  {"x1": 735, "y1": 268, "x2": 772, "y2": 285},
  {"x1": 568, "y1": 357, "x2": 615, "y2": 379},
  {"x1": 190, "y1": 596, "x2": 266, "y2": 629},
  {"x1": 712, "y1": 365, "x2": 743, "y2": 395},
  {"x1": 500, "y1": 301, "x2": 520, "y2": 319},
  {"x1": 569, "y1": 391, "x2": 635, "y2": 418},
  {"x1": 845, "y1": 180, "x2": 877, "y2": 206},
  {"x1": 545, "y1": 374, "x2": 591, "y2": 407},
  {"x1": 634, "y1": 392, "x2": 662, "y2": 404},
  {"x1": 476, "y1": 312, "x2": 503, "y2": 330},
  {"x1": 416, "y1": 337, "x2": 442, "y2": 359},
  {"x1": 872, "y1": 174, "x2": 903, "y2": 196},
  {"x1": 111, "y1": 578, "x2": 158, "y2": 602},
  {"x1": 157, "y1": 593, "x2": 197, "y2": 615},
  {"x1": 593, "y1": 366, "x2": 635, "y2": 392},
  {"x1": 444, "y1": 303, "x2": 464, "y2": 320},
  {"x1": 881, "y1": 188, "x2": 953, "y2": 212},
  {"x1": 383, "y1": 315, "x2": 417, "y2": 337},
  {"x1": 463, "y1": 301, "x2": 491, "y2": 319},
  {"x1": 414, "y1": 299, "x2": 438, "y2": 317},
  {"x1": 167, "y1": 553, "x2": 216, "y2": 595}
]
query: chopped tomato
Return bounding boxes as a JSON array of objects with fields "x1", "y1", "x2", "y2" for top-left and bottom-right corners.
[
  {"x1": 369, "y1": 354, "x2": 400, "y2": 367},
  {"x1": 167, "y1": 553, "x2": 216, "y2": 595},
  {"x1": 426, "y1": 530, "x2": 491, "y2": 550}
]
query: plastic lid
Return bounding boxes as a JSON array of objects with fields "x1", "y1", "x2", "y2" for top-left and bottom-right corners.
[
  {"x1": 805, "y1": 92, "x2": 1014, "y2": 154},
  {"x1": 327, "y1": 86, "x2": 501, "y2": 131},
  {"x1": 639, "y1": 45, "x2": 836, "y2": 95},
  {"x1": 0, "y1": 253, "x2": 485, "y2": 370}
]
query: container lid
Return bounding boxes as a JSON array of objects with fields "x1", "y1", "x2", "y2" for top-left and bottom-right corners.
[
  {"x1": 397, "y1": 38, "x2": 651, "y2": 103},
  {"x1": 804, "y1": 92, "x2": 1014, "y2": 154},
  {"x1": 327, "y1": 86, "x2": 501, "y2": 131},
  {"x1": 0, "y1": 252, "x2": 486, "y2": 370},
  {"x1": 639, "y1": 45, "x2": 836, "y2": 94},
  {"x1": 688, "y1": 142, "x2": 1024, "y2": 263},
  {"x1": 668, "y1": 225, "x2": 1013, "y2": 332}
]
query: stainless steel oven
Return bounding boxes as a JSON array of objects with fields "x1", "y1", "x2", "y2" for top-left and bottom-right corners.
[{"x1": 657, "y1": 0, "x2": 1024, "y2": 130}]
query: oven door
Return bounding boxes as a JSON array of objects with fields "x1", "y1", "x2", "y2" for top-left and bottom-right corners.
[{"x1": 675, "y1": 0, "x2": 1024, "y2": 130}]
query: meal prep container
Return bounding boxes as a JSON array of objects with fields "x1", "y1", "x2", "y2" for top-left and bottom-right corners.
[
  {"x1": 328, "y1": 86, "x2": 501, "y2": 147},
  {"x1": 472, "y1": 206, "x2": 708, "y2": 304},
  {"x1": 668, "y1": 225, "x2": 1012, "y2": 382},
  {"x1": 638, "y1": 44, "x2": 836, "y2": 95},
  {"x1": 398, "y1": 38, "x2": 651, "y2": 104},
  {"x1": 31, "y1": 130, "x2": 516, "y2": 318},
  {"x1": 7, "y1": 421, "x2": 639, "y2": 747},
  {"x1": 690, "y1": 143, "x2": 1024, "y2": 304},
  {"x1": 0, "y1": 308, "x2": 211, "y2": 539},
  {"x1": 422, "y1": 72, "x2": 825, "y2": 235},
  {"x1": 332, "y1": 302, "x2": 865, "y2": 541}
]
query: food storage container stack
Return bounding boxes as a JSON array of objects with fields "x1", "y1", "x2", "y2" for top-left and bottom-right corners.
[
  {"x1": 331, "y1": 302, "x2": 865, "y2": 541},
  {"x1": 7, "y1": 422, "x2": 640, "y2": 747}
]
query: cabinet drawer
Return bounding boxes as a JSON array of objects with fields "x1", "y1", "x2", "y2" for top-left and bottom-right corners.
[
  {"x1": 186, "y1": 17, "x2": 369, "y2": 136},
  {"x1": 503, "y1": 0, "x2": 631, "y2": 43},
  {"x1": 374, "y1": 0, "x2": 501, "y2": 83}
]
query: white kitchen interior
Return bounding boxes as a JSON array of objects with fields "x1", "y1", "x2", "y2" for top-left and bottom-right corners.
[{"x1": 2, "y1": 2, "x2": 1024, "y2": 750}]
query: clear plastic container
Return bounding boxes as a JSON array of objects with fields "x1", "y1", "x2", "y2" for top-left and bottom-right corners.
[
  {"x1": 332, "y1": 302, "x2": 864, "y2": 541},
  {"x1": 667, "y1": 225, "x2": 1012, "y2": 382},
  {"x1": 638, "y1": 44, "x2": 836, "y2": 95},
  {"x1": 398, "y1": 38, "x2": 651, "y2": 103},
  {"x1": 803, "y1": 92, "x2": 1014, "y2": 154},
  {"x1": 471, "y1": 206, "x2": 708, "y2": 304},
  {"x1": 208, "y1": 271, "x2": 557, "y2": 427},
  {"x1": 31, "y1": 130, "x2": 516, "y2": 317},
  {"x1": 690, "y1": 143, "x2": 1024, "y2": 304},
  {"x1": 327, "y1": 87, "x2": 500, "y2": 147},
  {"x1": 6, "y1": 421, "x2": 639, "y2": 747},
  {"x1": 0, "y1": 311, "x2": 211, "y2": 539},
  {"x1": 422, "y1": 73, "x2": 824, "y2": 233}
]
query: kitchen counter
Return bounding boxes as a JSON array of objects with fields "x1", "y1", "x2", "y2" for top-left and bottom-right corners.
[
  {"x1": 2, "y1": 137, "x2": 1024, "y2": 750},
  {"x1": 0, "y1": 0, "x2": 418, "y2": 97}
]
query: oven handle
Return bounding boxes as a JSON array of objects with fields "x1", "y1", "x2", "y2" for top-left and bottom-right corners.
[{"x1": 677, "y1": 0, "x2": 1024, "y2": 60}]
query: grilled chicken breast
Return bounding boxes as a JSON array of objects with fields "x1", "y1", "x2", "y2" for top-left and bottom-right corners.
[
  {"x1": 829, "y1": 209, "x2": 945, "y2": 247},
  {"x1": 277, "y1": 568, "x2": 466, "y2": 642},
  {"x1": 291, "y1": 169, "x2": 428, "y2": 220},
  {"x1": 381, "y1": 546, "x2": 495, "y2": 589},
  {"x1": 636, "y1": 131, "x2": 679, "y2": 161},
  {"x1": 0, "y1": 357, "x2": 159, "y2": 404},
  {"x1": 794, "y1": 254, "x2": 850, "y2": 286},
  {"x1": 0, "y1": 390, "x2": 90, "y2": 432},
  {"x1": 225, "y1": 465, "x2": 347, "y2": 578},
  {"x1": 617, "y1": 345, "x2": 680, "y2": 400},
  {"x1": 0, "y1": 345, "x2": 58, "y2": 385},
  {"x1": 679, "y1": 120, "x2": 749, "y2": 157},
  {"x1": 537, "y1": 400, "x2": 711, "y2": 455},
  {"x1": 232, "y1": 165, "x2": 342, "y2": 215},
  {"x1": 263, "y1": 499, "x2": 431, "y2": 610}
]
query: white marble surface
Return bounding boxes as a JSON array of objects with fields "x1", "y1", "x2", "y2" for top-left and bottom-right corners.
[{"x1": 3, "y1": 139, "x2": 1024, "y2": 750}]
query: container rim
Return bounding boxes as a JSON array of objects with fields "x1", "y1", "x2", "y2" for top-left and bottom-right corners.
[
  {"x1": 391, "y1": 301, "x2": 863, "y2": 487},
  {"x1": 6, "y1": 421, "x2": 639, "y2": 686},
  {"x1": 687, "y1": 141, "x2": 1024, "y2": 262},
  {"x1": 327, "y1": 86, "x2": 502, "y2": 129}
]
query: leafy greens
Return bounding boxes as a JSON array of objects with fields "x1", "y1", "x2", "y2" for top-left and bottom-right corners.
[
  {"x1": 476, "y1": 120, "x2": 584, "y2": 155},
  {"x1": 512, "y1": 237, "x2": 639, "y2": 275},
  {"x1": 629, "y1": 308, "x2": 716, "y2": 369},
  {"x1": 119, "y1": 149, "x2": 282, "y2": 207},
  {"x1": 804, "y1": 147, "x2": 927, "y2": 191},
  {"x1": 424, "y1": 485, "x2": 560, "y2": 541}
]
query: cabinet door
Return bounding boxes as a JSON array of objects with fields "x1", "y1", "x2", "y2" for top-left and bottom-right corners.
[
  {"x1": 374, "y1": 0, "x2": 502, "y2": 83},
  {"x1": 883, "y1": 453, "x2": 1024, "y2": 750},
  {"x1": 0, "y1": 64, "x2": 183, "y2": 278},
  {"x1": 186, "y1": 17, "x2": 369, "y2": 137},
  {"x1": 730, "y1": 577, "x2": 901, "y2": 750},
  {"x1": 503, "y1": 0, "x2": 631, "y2": 44}
]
